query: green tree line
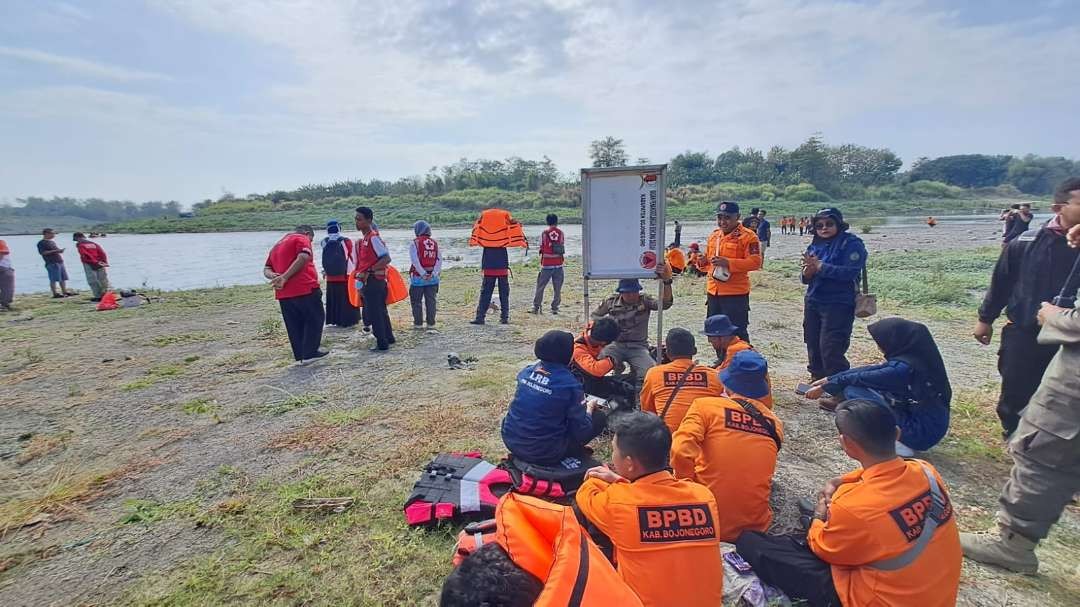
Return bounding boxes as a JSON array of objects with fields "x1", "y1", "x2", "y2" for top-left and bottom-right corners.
[{"x1": 0, "y1": 197, "x2": 183, "y2": 222}]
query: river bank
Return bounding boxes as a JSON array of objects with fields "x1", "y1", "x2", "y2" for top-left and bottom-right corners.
[
  {"x1": 2, "y1": 247, "x2": 1077, "y2": 605},
  {"x1": 2, "y1": 214, "x2": 1024, "y2": 295}
]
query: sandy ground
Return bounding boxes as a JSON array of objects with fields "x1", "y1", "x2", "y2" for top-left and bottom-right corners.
[{"x1": 1, "y1": 227, "x2": 1077, "y2": 606}]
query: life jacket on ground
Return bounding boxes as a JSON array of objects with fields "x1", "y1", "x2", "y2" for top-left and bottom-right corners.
[
  {"x1": 453, "y1": 493, "x2": 645, "y2": 607},
  {"x1": 503, "y1": 451, "x2": 602, "y2": 498},
  {"x1": 404, "y1": 453, "x2": 514, "y2": 526},
  {"x1": 411, "y1": 235, "x2": 439, "y2": 277},
  {"x1": 469, "y1": 208, "x2": 528, "y2": 248},
  {"x1": 95, "y1": 291, "x2": 119, "y2": 311}
]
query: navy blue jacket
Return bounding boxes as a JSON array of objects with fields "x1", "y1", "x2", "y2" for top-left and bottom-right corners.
[
  {"x1": 501, "y1": 361, "x2": 598, "y2": 465},
  {"x1": 757, "y1": 219, "x2": 771, "y2": 243},
  {"x1": 825, "y1": 360, "x2": 915, "y2": 401},
  {"x1": 802, "y1": 231, "x2": 867, "y2": 306}
]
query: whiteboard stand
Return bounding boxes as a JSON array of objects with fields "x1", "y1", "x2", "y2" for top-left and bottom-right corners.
[{"x1": 580, "y1": 165, "x2": 668, "y2": 361}]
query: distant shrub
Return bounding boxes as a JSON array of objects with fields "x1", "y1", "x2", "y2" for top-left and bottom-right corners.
[{"x1": 906, "y1": 180, "x2": 963, "y2": 199}]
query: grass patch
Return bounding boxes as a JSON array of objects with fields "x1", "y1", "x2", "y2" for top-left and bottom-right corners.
[
  {"x1": 867, "y1": 247, "x2": 997, "y2": 308},
  {"x1": 120, "y1": 362, "x2": 190, "y2": 391},
  {"x1": 257, "y1": 318, "x2": 285, "y2": 339},
  {"x1": 149, "y1": 332, "x2": 216, "y2": 347},
  {"x1": 15, "y1": 431, "x2": 72, "y2": 465},
  {"x1": 181, "y1": 398, "x2": 219, "y2": 416},
  {"x1": 938, "y1": 386, "x2": 1008, "y2": 464},
  {"x1": 318, "y1": 406, "x2": 378, "y2": 426},
  {"x1": 119, "y1": 499, "x2": 200, "y2": 525},
  {"x1": 265, "y1": 394, "x2": 326, "y2": 416}
]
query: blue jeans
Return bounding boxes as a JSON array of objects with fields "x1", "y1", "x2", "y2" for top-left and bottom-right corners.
[{"x1": 841, "y1": 386, "x2": 949, "y2": 451}]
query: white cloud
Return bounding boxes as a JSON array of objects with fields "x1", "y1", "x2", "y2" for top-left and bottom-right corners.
[{"x1": 0, "y1": 46, "x2": 172, "y2": 82}]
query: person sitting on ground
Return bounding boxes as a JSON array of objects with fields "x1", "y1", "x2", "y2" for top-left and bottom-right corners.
[
  {"x1": 639, "y1": 328, "x2": 723, "y2": 432},
  {"x1": 703, "y1": 314, "x2": 773, "y2": 407},
  {"x1": 665, "y1": 243, "x2": 686, "y2": 275},
  {"x1": 805, "y1": 318, "x2": 952, "y2": 456},
  {"x1": 440, "y1": 493, "x2": 643, "y2": 607},
  {"x1": 672, "y1": 350, "x2": 782, "y2": 542},
  {"x1": 502, "y1": 330, "x2": 607, "y2": 466},
  {"x1": 686, "y1": 242, "x2": 707, "y2": 277},
  {"x1": 576, "y1": 412, "x2": 723, "y2": 607},
  {"x1": 572, "y1": 318, "x2": 635, "y2": 405},
  {"x1": 736, "y1": 399, "x2": 962, "y2": 607},
  {"x1": 590, "y1": 264, "x2": 674, "y2": 388}
]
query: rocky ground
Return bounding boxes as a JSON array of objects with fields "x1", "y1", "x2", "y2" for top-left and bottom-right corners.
[{"x1": 0, "y1": 234, "x2": 1077, "y2": 606}]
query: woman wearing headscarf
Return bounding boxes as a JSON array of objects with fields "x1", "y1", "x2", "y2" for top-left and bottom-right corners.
[
  {"x1": 320, "y1": 220, "x2": 359, "y2": 327},
  {"x1": 806, "y1": 318, "x2": 952, "y2": 456},
  {"x1": 502, "y1": 331, "x2": 608, "y2": 466},
  {"x1": 408, "y1": 220, "x2": 442, "y2": 329},
  {"x1": 801, "y1": 207, "x2": 867, "y2": 379}
]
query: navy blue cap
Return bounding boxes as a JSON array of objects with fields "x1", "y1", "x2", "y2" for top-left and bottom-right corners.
[
  {"x1": 326, "y1": 219, "x2": 340, "y2": 227},
  {"x1": 716, "y1": 201, "x2": 740, "y2": 215},
  {"x1": 702, "y1": 314, "x2": 739, "y2": 337},
  {"x1": 719, "y1": 350, "x2": 770, "y2": 399},
  {"x1": 616, "y1": 279, "x2": 643, "y2": 293}
]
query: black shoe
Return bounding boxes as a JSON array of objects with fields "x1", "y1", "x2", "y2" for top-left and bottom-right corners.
[
  {"x1": 387, "y1": 337, "x2": 396, "y2": 345},
  {"x1": 500, "y1": 318, "x2": 509, "y2": 325},
  {"x1": 527, "y1": 308, "x2": 540, "y2": 315},
  {"x1": 469, "y1": 319, "x2": 485, "y2": 325},
  {"x1": 369, "y1": 345, "x2": 389, "y2": 352},
  {"x1": 90, "y1": 297, "x2": 102, "y2": 303},
  {"x1": 551, "y1": 309, "x2": 559, "y2": 315},
  {"x1": 304, "y1": 350, "x2": 329, "y2": 362},
  {"x1": 52, "y1": 294, "x2": 64, "y2": 299}
]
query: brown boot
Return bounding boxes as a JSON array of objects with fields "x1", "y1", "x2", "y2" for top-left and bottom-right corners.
[
  {"x1": 818, "y1": 395, "x2": 841, "y2": 412},
  {"x1": 960, "y1": 527, "x2": 1039, "y2": 574}
]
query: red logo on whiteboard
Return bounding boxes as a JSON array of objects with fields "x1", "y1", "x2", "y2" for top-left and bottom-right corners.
[{"x1": 640, "y1": 251, "x2": 657, "y2": 269}]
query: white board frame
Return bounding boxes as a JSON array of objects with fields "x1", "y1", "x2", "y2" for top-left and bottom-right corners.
[{"x1": 581, "y1": 165, "x2": 667, "y2": 280}]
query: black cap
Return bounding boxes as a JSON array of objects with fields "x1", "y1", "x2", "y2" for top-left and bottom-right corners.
[{"x1": 534, "y1": 330, "x2": 574, "y2": 365}]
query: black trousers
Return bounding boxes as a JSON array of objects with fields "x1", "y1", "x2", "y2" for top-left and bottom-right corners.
[
  {"x1": 279, "y1": 289, "x2": 325, "y2": 361},
  {"x1": 362, "y1": 277, "x2": 395, "y2": 349},
  {"x1": 803, "y1": 301, "x2": 855, "y2": 380},
  {"x1": 997, "y1": 323, "x2": 1059, "y2": 437},
  {"x1": 735, "y1": 531, "x2": 841, "y2": 607},
  {"x1": 576, "y1": 371, "x2": 637, "y2": 405},
  {"x1": 409, "y1": 284, "x2": 438, "y2": 326},
  {"x1": 475, "y1": 275, "x2": 510, "y2": 321},
  {"x1": 707, "y1": 293, "x2": 751, "y2": 342}
]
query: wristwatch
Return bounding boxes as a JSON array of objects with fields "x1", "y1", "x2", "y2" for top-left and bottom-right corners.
[{"x1": 662, "y1": 279, "x2": 673, "y2": 285}]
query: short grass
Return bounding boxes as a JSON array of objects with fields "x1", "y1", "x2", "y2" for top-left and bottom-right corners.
[
  {"x1": 0, "y1": 465, "x2": 135, "y2": 534},
  {"x1": 15, "y1": 431, "x2": 73, "y2": 465}
]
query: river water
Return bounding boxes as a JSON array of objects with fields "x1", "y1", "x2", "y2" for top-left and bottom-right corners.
[{"x1": 2, "y1": 215, "x2": 1027, "y2": 295}]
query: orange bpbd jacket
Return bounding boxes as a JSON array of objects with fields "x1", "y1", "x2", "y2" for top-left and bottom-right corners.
[
  {"x1": 670, "y1": 395, "x2": 782, "y2": 542},
  {"x1": 495, "y1": 493, "x2": 643, "y2": 607},
  {"x1": 665, "y1": 248, "x2": 687, "y2": 271},
  {"x1": 715, "y1": 338, "x2": 774, "y2": 408},
  {"x1": 576, "y1": 471, "x2": 723, "y2": 607},
  {"x1": 639, "y1": 359, "x2": 724, "y2": 431},
  {"x1": 808, "y1": 458, "x2": 962, "y2": 607},
  {"x1": 573, "y1": 329, "x2": 614, "y2": 378},
  {"x1": 705, "y1": 225, "x2": 762, "y2": 296}
]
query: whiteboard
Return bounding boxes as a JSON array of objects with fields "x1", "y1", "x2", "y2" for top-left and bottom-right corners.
[{"x1": 581, "y1": 165, "x2": 667, "y2": 279}]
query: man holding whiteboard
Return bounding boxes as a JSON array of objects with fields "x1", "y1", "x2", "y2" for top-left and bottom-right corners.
[
  {"x1": 706, "y1": 201, "x2": 763, "y2": 343},
  {"x1": 591, "y1": 263, "x2": 674, "y2": 387}
]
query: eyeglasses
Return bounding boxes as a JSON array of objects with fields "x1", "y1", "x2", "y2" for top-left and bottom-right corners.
[{"x1": 814, "y1": 221, "x2": 836, "y2": 229}]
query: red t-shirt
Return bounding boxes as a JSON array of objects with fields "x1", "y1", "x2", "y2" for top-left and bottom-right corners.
[{"x1": 265, "y1": 233, "x2": 319, "y2": 300}]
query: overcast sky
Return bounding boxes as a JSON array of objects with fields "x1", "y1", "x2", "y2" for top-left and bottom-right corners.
[{"x1": 1, "y1": 0, "x2": 1076, "y2": 203}]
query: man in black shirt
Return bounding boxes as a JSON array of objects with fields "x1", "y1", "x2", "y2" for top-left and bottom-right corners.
[
  {"x1": 975, "y1": 178, "x2": 1080, "y2": 438},
  {"x1": 36, "y1": 228, "x2": 72, "y2": 298}
]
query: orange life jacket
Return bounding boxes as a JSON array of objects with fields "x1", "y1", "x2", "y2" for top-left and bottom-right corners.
[
  {"x1": 469, "y1": 208, "x2": 528, "y2": 248},
  {"x1": 495, "y1": 493, "x2": 644, "y2": 607},
  {"x1": 347, "y1": 264, "x2": 408, "y2": 307}
]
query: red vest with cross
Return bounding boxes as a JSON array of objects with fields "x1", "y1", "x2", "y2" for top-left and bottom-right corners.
[{"x1": 411, "y1": 235, "x2": 439, "y2": 277}]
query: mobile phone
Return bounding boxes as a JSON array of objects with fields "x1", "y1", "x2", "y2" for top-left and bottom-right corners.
[
  {"x1": 795, "y1": 382, "x2": 813, "y2": 396},
  {"x1": 723, "y1": 551, "x2": 753, "y2": 574}
]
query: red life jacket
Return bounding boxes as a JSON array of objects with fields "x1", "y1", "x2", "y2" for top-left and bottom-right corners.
[
  {"x1": 540, "y1": 227, "x2": 565, "y2": 267},
  {"x1": 410, "y1": 235, "x2": 439, "y2": 277},
  {"x1": 354, "y1": 230, "x2": 386, "y2": 278}
]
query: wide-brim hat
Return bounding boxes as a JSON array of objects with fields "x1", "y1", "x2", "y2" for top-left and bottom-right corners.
[
  {"x1": 719, "y1": 350, "x2": 769, "y2": 399},
  {"x1": 702, "y1": 314, "x2": 739, "y2": 337}
]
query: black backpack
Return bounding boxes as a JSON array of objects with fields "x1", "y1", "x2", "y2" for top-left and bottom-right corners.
[{"x1": 322, "y1": 238, "x2": 349, "y2": 276}]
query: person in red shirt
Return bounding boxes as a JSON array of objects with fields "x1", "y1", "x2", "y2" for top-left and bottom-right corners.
[
  {"x1": 264, "y1": 225, "x2": 326, "y2": 363},
  {"x1": 74, "y1": 232, "x2": 110, "y2": 301},
  {"x1": 736, "y1": 399, "x2": 961, "y2": 607},
  {"x1": 531, "y1": 213, "x2": 565, "y2": 315},
  {"x1": 354, "y1": 206, "x2": 396, "y2": 351}
]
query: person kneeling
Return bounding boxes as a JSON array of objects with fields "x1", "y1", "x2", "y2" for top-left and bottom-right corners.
[
  {"x1": 440, "y1": 493, "x2": 643, "y2": 607},
  {"x1": 502, "y1": 330, "x2": 607, "y2": 466},
  {"x1": 571, "y1": 318, "x2": 635, "y2": 406},
  {"x1": 806, "y1": 318, "x2": 951, "y2": 456},
  {"x1": 671, "y1": 350, "x2": 783, "y2": 542},
  {"x1": 736, "y1": 399, "x2": 962, "y2": 607},
  {"x1": 576, "y1": 412, "x2": 723, "y2": 607}
]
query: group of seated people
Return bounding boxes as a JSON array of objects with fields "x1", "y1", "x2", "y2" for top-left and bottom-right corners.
[{"x1": 442, "y1": 312, "x2": 961, "y2": 606}]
